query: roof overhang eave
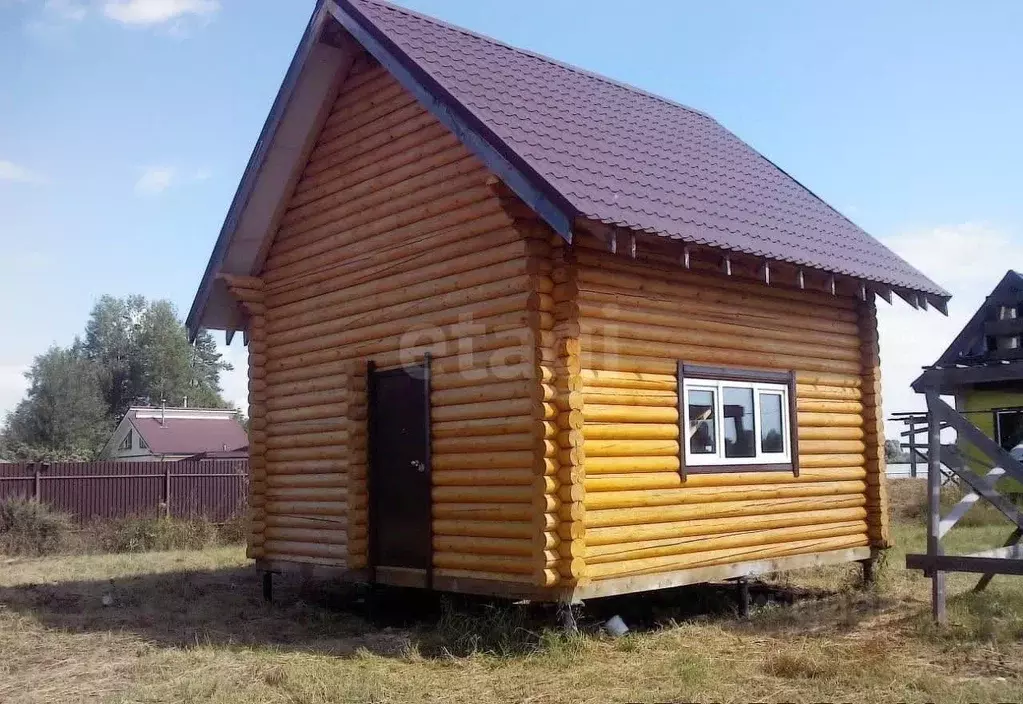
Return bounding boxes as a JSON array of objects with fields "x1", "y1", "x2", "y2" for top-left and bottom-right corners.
[{"x1": 574, "y1": 216, "x2": 951, "y2": 311}]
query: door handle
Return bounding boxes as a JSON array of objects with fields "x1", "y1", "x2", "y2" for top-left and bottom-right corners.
[{"x1": 410, "y1": 460, "x2": 425, "y2": 472}]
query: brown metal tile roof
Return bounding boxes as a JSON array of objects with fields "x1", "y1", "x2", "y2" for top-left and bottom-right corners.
[
  {"x1": 132, "y1": 416, "x2": 249, "y2": 456},
  {"x1": 344, "y1": 0, "x2": 947, "y2": 298}
]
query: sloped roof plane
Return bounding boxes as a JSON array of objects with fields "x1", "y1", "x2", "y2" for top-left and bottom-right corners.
[
  {"x1": 132, "y1": 415, "x2": 249, "y2": 456},
  {"x1": 187, "y1": 0, "x2": 948, "y2": 337},
  {"x1": 913, "y1": 270, "x2": 1023, "y2": 393}
]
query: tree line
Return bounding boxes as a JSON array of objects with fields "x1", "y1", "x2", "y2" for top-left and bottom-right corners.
[{"x1": 1, "y1": 296, "x2": 233, "y2": 461}]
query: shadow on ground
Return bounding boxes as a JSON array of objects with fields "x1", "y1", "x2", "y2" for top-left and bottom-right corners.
[{"x1": 0, "y1": 562, "x2": 897, "y2": 659}]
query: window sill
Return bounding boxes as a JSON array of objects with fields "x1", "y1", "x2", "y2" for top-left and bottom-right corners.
[{"x1": 684, "y1": 462, "x2": 796, "y2": 475}]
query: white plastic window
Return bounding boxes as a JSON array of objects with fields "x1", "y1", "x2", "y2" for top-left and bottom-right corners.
[{"x1": 683, "y1": 379, "x2": 790, "y2": 466}]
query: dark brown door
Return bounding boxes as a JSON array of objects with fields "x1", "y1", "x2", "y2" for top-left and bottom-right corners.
[{"x1": 367, "y1": 359, "x2": 431, "y2": 577}]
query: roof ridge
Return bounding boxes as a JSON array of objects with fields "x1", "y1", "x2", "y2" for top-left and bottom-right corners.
[{"x1": 355, "y1": 0, "x2": 715, "y2": 121}]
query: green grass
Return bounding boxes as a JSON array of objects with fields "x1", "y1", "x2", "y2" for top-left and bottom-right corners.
[{"x1": 1, "y1": 519, "x2": 1023, "y2": 703}]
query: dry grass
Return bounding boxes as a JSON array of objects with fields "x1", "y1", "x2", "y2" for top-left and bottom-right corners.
[
  {"x1": 1, "y1": 513, "x2": 1023, "y2": 703},
  {"x1": 0, "y1": 497, "x2": 246, "y2": 558},
  {"x1": 888, "y1": 477, "x2": 1011, "y2": 526}
]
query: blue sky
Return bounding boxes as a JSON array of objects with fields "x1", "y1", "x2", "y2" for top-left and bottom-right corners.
[{"x1": 1, "y1": 0, "x2": 1021, "y2": 430}]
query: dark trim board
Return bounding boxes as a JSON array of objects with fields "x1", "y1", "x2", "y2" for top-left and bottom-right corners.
[
  {"x1": 677, "y1": 360, "x2": 687, "y2": 480},
  {"x1": 913, "y1": 361, "x2": 1023, "y2": 393},
  {"x1": 787, "y1": 370, "x2": 801, "y2": 477},
  {"x1": 685, "y1": 463, "x2": 795, "y2": 475},
  {"x1": 365, "y1": 359, "x2": 377, "y2": 583},
  {"x1": 993, "y1": 406, "x2": 1023, "y2": 450},
  {"x1": 681, "y1": 364, "x2": 791, "y2": 385},
  {"x1": 906, "y1": 551, "x2": 1023, "y2": 576},
  {"x1": 422, "y1": 352, "x2": 433, "y2": 589}
]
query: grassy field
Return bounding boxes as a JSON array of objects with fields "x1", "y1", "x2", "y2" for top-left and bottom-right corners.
[{"x1": 2, "y1": 491, "x2": 1023, "y2": 702}]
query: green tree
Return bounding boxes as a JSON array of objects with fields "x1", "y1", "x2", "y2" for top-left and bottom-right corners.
[
  {"x1": 2, "y1": 296, "x2": 232, "y2": 461},
  {"x1": 1, "y1": 347, "x2": 110, "y2": 460},
  {"x1": 80, "y1": 294, "x2": 139, "y2": 418},
  {"x1": 81, "y1": 296, "x2": 230, "y2": 416}
]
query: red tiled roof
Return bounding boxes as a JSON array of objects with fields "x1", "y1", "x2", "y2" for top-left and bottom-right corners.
[
  {"x1": 132, "y1": 417, "x2": 248, "y2": 456},
  {"x1": 344, "y1": 0, "x2": 947, "y2": 297}
]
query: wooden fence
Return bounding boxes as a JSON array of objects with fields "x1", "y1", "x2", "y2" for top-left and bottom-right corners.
[{"x1": 0, "y1": 461, "x2": 248, "y2": 523}]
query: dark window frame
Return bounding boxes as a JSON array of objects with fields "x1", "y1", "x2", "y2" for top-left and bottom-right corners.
[
  {"x1": 993, "y1": 406, "x2": 1023, "y2": 452},
  {"x1": 678, "y1": 363, "x2": 800, "y2": 477}
]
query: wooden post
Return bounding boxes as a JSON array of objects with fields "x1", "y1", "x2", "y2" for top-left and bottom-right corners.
[
  {"x1": 736, "y1": 577, "x2": 750, "y2": 618},
  {"x1": 908, "y1": 418, "x2": 917, "y2": 478},
  {"x1": 925, "y1": 392, "x2": 946, "y2": 623},
  {"x1": 33, "y1": 463, "x2": 40, "y2": 501},
  {"x1": 557, "y1": 600, "x2": 578, "y2": 634},
  {"x1": 163, "y1": 462, "x2": 171, "y2": 518},
  {"x1": 262, "y1": 571, "x2": 273, "y2": 604},
  {"x1": 861, "y1": 557, "x2": 876, "y2": 587}
]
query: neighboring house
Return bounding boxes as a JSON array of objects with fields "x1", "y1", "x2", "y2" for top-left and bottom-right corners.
[
  {"x1": 915, "y1": 270, "x2": 1023, "y2": 490},
  {"x1": 101, "y1": 407, "x2": 248, "y2": 462},
  {"x1": 186, "y1": 0, "x2": 947, "y2": 602}
]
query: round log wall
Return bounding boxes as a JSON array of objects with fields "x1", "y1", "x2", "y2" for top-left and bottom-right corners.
[
  {"x1": 570, "y1": 235, "x2": 877, "y2": 581},
  {"x1": 256, "y1": 57, "x2": 553, "y2": 582}
]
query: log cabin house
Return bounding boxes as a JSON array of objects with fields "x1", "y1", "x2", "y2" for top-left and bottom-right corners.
[{"x1": 186, "y1": 0, "x2": 949, "y2": 601}]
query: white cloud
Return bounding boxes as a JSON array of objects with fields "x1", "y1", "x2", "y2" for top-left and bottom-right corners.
[
  {"x1": 0, "y1": 160, "x2": 46, "y2": 184},
  {"x1": 216, "y1": 340, "x2": 249, "y2": 414},
  {"x1": 877, "y1": 223, "x2": 1016, "y2": 436},
  {"x1": 24, "y1": 0, "x2": 219, "y2": 39},
  {"x1": 23, "y1": 0, "x2": 87, "y2": 42},
  {"x1": 0, "y1": 364, "x2": 30, "y2": 420},
  {"x1": 191, "y1": 167, "x2": 212, "y2": 182},
  {"x1": 134, "y1": 166, "x2": 175, "y2": 195},
  {"x1": 102, "y1": 0, "x2": 218, "y2": 26}
]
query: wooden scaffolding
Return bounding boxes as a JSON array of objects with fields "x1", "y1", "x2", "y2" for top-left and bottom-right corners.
[{"x1": 904, "y1": 378, "x2": 1023, "y2": 622}]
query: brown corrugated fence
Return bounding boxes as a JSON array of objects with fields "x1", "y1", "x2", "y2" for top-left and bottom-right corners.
[{"x1": 0, "y1": 461, "x2": 247, "y2": 522}]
